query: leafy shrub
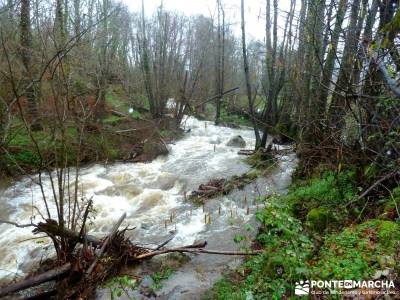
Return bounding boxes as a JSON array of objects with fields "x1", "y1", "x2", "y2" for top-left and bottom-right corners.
[
  {"x1": 311, "y1": 219, "x2": 400, "y2": 280},
  {"x1": 12, "y1": 150, "x2": 40, "y2": 166},
  {"x1": 106, "y1": 275, "x2": 137, "y2": 299},
  {"x1": 286, "y1": 170, "x2": 357, "y2": 228},
  {"x1": 151, "y1": 267, "x2": 174, "y2": 290},
  {"x1": 306, "y1": 207, "x2": 329, "y2": 232}
]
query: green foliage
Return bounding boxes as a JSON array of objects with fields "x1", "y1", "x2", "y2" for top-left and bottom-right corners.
[
  {"x1": 311, "y1": 220, "x2": 400, "y2": 280},
  {"x1": 211, "y1": 278, "x2": 247, "y2": 300},
  {"x1": 103, "y1": 115, "x2": 125, "y2": 125},
  {"x1": 86, "y1": 132, "x2": 120, "y2": 160},
  {"x1": 8, "y1": 129, "x2": 48, "y2": 148},
  {"x1": 212, "y1": 177, "x2": 400, "y2": 299},
  {"x1": 159, "y1": 129, "x2": 173, "y2": 138},
  {"x1": 106, "y1": 275, "x2": 137, "y2": 299},
  {"x1": 150, "y1": 267, "x2": 174, "y2": 290},
  {"x1": 106, "y1": 87, "x2": 130, "y2": 112},
  {"x1": 10, "y1": 150, "x2": 40, "y2": 166},
  {"x1": 4, "y1": 126, "x2": 79, "y2": 169},
  {"x1": 72, "y1": 76, "x2": 91, "y2": 95},
  {"x1": 136, "y1": 94, "x2": 150, "y2": 110},
  {"x1": 287, "y1": 170, "x2": 357, "y2": 227},
  {"x1": 381, "y1": 9, "x2": 400, "y2": 36},
  {"x1": 219, "y1": 103, "x2": 253, "y2": 127},
  {"x1": 246, "y1": 150, "x2": 275, "y2": 170},
  {"x1": 212, "y1": 195, "x2": 313, "y2": 299},
  {"x1": 129, "y1": 109, "x2": 143, "y2": 119},
  {"x1": 306, "y1": 207, "x2": 329, "y2": 232},
  {"x1": 363, "y1": 163, "x2": 379, "y2": 180}
]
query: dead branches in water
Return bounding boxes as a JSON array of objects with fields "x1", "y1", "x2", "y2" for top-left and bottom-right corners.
[
  {"x1": 189, "y1": 172, "x2": 259, "y2": 202},
  {"x1": 0, "y1": 263, "x2": 72, "y2": 297},
  {"x1": 135, "y1": 242, "x2": 263, "y2": 260},
  {"x1": 0, "y1": 214, "x2": 263, "y2": 299}
]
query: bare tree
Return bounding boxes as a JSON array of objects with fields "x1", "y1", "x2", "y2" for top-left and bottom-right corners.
[
  {"x1": 241, "y1": 0, "x2": 261, "y2": 147},
  {"x1": 20, "y1": 0, "x2": 41, "y2": 130}
]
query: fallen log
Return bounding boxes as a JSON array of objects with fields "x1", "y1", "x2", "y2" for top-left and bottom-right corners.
[
  {"x1": 238, "y1": 144, "x2": 274, "y2": 156},
  {"x1": 110, "y1": 109, "x2": 128, "y2": 118},
  {"x1": 33, "y1": 220, "x2": 102, "y2": 247},
  {"x1": 135, "y1": 241, "x2": 263, "y2": 260},
  {"x1": 0, "y1": 263, "x2": 71, "y2": 297},
  {"x1": 199, "y1": 185, "x2": 220, "y2": 191},
  {"x1": 238, "y1": 149, "x2": 255, "y2": 156}
]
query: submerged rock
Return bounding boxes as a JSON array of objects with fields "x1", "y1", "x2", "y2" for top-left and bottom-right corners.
[
  {"x1": 140, "y1": 222, "x2": 153, "y2": 230},
  {"x1": 226, "y1": 135, "x2": 246, "y2": 148}
]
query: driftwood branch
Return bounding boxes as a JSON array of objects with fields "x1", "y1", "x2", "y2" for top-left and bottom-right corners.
[
  {"x1": 110, "y1": 109, "x2": 128, "y2": 117},
  {"x1": 238, "y1": 149, "x2": 255, "y2": 156},
  {"x1": 154, "y1": 232, "x2": 177, "y2": 250},
  {"x1": 34, "y1": 220, "x2": 102, "y2": 247},
  {"x1": 358, "y1": 170, "x2": 399, "y2": 199},
  {"x1": 0, "y1": 263, "x2": 71, "y2": 297},
  {"x1": 193, "y1": 87, "x2": 239, "y2": 108},
  {"x1": 85, "y1": 213, "x2": 126, "y2": 277},
  {"x1": 346, "y1": 170, "x2": 400, "y2": 207},
  {"x1": 0, "y1": 220, "x2": 35, "y2": 228},
  {"x1": 135, "y1": 241, "x2": 262, "y2": 260}
]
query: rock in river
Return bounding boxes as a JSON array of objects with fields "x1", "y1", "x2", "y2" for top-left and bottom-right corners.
[{"x1": 226, "y1": 135, "x2": 246, "y2": 148}]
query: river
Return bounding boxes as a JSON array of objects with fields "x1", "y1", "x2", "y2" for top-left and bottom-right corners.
[{"x1": 0, "y1": 117, "x2": 296, "y2": 299}]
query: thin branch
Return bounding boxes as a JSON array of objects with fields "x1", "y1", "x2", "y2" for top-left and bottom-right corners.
[{"x1": 0, "y1": 220, "x2": 36, "y2": 228}]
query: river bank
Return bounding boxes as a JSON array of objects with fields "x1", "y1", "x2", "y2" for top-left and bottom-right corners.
[
  {"x1": 209, "y1": 169, "x2": 400, "y2": 299},
  {"x1": 0, "y1": 114, "x2": 182, "y2": 180}
]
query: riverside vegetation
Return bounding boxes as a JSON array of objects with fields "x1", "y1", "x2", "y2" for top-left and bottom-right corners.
[{"x1": 210, "y1": 170, "x2": 400, "y2": 299}]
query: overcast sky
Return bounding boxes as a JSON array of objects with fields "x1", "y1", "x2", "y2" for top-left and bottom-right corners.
[{"x1": 120, "y1": 0, "x2": 295, "y2": 41}]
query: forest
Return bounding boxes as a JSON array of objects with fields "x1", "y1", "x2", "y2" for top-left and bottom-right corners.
[{"x1": 0, "y1": 0, "x2": 399, "y2": 299}]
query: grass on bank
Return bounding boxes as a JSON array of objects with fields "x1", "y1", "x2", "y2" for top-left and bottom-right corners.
[{"x1": 210, "y1": 169, "x2": 400, "y2": 300}]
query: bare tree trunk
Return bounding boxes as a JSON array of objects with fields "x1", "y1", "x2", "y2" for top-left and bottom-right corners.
[
  {"x1": 318, "y1": 0, "x2": 348, "y2": 112},
  {"x1": 139, "y1": 0, "x2": 155, "y2": 118},
  {"x1": 240, "y1": 0, "x2": 261, "y2": 148},
  {"x1": 329, "y1": 0, "x2": 362, "y2": 129},
  {"x1": 20, "y1": 0, "x2": 41, "y2": 131},
  {"x1": 293, "y1": 0, "x2": 308, "y2": 123},
  {"x1": 260, "y1": 0, "x2": 282, "y2": 148},
  {"x1": 300, "y1": 0, "x2": 325, "y2": 143},
  {"x1": 321, "y1": 0, "x2": 334, "y2": 57},
  {"x1": 73, "y1": 0, "x2": 81, "y2": 38},
  {"x1": 214, "y1": 0, "x2": 225, "y2": 125}
]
